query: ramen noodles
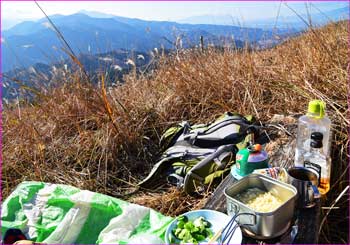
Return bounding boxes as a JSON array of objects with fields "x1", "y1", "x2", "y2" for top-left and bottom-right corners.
[{"x1": 234, "y1": 187, "x2": 283, "y2": 212}]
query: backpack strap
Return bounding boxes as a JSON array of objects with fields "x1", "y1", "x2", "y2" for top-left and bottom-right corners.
[
  {"x1": 178, "y1": 116, "x2": 255, "y2": 149},
  {"x1": 159, "y1": 121, "x2": 191, "y2": 151},
  {"x1": 167, "y1": 173, "x2": 185, "y2": 188},
  {"x1": 203, "y1": 117, "x2": 250, "y2": 135},
  {"x1": 137, "y1": 157, "x2": 175, "y2": 188},
  {"x1": 192, "y1": 124, "x2": 257, "y2": 148},
  {"x1": 138, "y1": 144, "x2": 214, "y2": 188},
  {"x1": 183, "y1": 131, "x2": 199, "y2": 145},
  {"x1": 183, "y1": 144, "x2": 236, "y2": 194}
]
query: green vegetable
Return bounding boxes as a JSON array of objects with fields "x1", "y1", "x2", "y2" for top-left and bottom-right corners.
[{"x1": 171, "y1": 215, "x2": 213, "y2": 244}]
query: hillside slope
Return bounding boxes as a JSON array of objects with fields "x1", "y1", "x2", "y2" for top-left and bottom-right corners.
[{"x1": 3, "y1": 21, "x2": 349, "y2": 243}]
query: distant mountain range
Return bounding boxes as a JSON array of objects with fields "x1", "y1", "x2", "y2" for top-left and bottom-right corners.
[
  {"x1": 3, "y1": 7, "x2": 346, "y2": 101},
  {"x1": 2, "y1": 12, "x2": 291, "y2": 72},
  {"x1": 178, "y1": 7, "x2": 349, "y2": 29},
  {"x1": 3, "y1": 49, "x2": 152, "y2": 100}
]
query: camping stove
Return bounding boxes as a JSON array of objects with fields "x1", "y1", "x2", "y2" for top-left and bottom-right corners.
[{"x1": 241, "y1": 221, "x2": 298, "y2": 244}]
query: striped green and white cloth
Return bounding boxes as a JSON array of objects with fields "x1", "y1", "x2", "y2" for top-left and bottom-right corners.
[{"x1": 1, "y1": 181, "x2": 174, "y2": 244}]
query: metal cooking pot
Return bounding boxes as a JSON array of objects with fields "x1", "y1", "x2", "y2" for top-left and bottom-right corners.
[{"x1": 224, "y1": 174, "x2": 298, "y2": 239}]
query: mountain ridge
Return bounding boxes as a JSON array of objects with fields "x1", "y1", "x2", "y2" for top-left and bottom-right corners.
[
  {"x1": 2, "y1": 13, "x2": 283, "y2": 72},
  {"x1": 178, "y1": 6, "x2": 349, "y2": 28}
]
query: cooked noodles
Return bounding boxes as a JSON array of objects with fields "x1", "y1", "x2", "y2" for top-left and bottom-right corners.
[{"x1": 234, "y1": 188, "x2": 283, "y2": 212}]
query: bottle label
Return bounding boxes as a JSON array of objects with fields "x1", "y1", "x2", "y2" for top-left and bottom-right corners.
[{"x1": 304, "y1": 161, "x2": 321, "y2": 186}]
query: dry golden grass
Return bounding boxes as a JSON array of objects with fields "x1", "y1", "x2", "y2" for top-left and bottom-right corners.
[
  {"x1": 2, "y1": 21, "x2": 349, "y2": 243},
  {"x1": 131, "y1": 187, "x2": 208, "y2": 217}
]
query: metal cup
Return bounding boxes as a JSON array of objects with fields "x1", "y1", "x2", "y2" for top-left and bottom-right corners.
[{"x1": 287, "y1": 167, "x2": 320, "y2": 208}]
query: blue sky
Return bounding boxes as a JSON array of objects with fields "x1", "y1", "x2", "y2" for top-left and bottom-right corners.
[{"x1": 2, "y1": 1, "x2": 349, "y2": 29}]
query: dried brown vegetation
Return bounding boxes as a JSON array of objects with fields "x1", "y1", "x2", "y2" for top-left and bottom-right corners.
[{"x1": 2, "y1": 21, "x2": 349, "y2": 243}]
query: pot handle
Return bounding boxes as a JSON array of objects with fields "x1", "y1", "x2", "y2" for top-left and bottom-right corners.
[
  {"x1": 227, "y1": 202, "x2": 256, "y2": 226},
  {"x1": 237, "y1": 212, "x2": 257, "y2": 226},
  {"x1": 228, "y1": 202, "x2": 240, "y2": 215},
  {"x1": 310, "y1": 184, "x2": 321, "y2": 199},
  {"x1": 221, "y1": 212, "x2": 256, "y2": 245}
]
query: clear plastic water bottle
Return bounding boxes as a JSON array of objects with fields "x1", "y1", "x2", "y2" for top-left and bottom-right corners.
[{"x1": 294, "y1": 100, "x2": 331, "y2": 167}]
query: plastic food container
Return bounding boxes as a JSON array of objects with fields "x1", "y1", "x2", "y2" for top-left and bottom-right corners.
[{"x1": 224, "y1": 174, "x2": 297, "y2": 239}]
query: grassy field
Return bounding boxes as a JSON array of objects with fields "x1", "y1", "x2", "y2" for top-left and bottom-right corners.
[{"x1": 2, "y1": 21, "x2": 349, "y2": 243}]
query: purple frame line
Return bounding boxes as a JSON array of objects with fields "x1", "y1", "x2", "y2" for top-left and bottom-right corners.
[
  {"x1": 0, "y1": 1, "x2": 349, "y2": 245},
  {"x1": 1, "y1": 0, "x2": 350, "y2": 2},
  {"x1": 0, "y1": 0, "x2": 3, "y2": 213}
]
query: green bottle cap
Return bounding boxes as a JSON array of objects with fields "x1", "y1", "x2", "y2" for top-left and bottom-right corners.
[{"x1": 307, "y1": 100, "x2": 325, "y2": 119}]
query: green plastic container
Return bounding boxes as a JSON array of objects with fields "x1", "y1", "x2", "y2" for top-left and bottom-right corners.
[{"x1": 235, "y1": 144, "x2": 269, "y2": 176}]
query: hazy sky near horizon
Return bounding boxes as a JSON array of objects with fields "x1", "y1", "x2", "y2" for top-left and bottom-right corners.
[{"x1": 2, "y1": 1, "x2": 349, "y2": 27}]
